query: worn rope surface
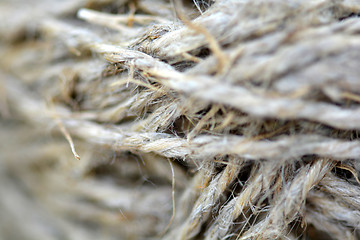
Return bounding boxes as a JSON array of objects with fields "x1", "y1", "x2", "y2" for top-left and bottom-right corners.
[{"x1": 1, "y1": 0, "x2": 360, "y2": 239}]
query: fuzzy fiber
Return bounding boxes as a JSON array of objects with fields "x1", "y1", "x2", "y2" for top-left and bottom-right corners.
[{"x1": 1, "y1": 0, "x2": 360, "y2": 239}]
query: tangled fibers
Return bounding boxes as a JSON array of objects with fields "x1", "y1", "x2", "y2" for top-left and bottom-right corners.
[{"x1": 1, "y1": 0, "x2": 360, "y2": 239}]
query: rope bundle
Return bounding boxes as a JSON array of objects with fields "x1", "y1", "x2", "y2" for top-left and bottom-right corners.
[{"x1": 1, "y1": 0, "x2": 360, "y2": 239}]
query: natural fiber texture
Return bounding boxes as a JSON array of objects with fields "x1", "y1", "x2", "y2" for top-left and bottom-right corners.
[{"x1": 1, "y1": 0, "x2": 360, "y2": 239}]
